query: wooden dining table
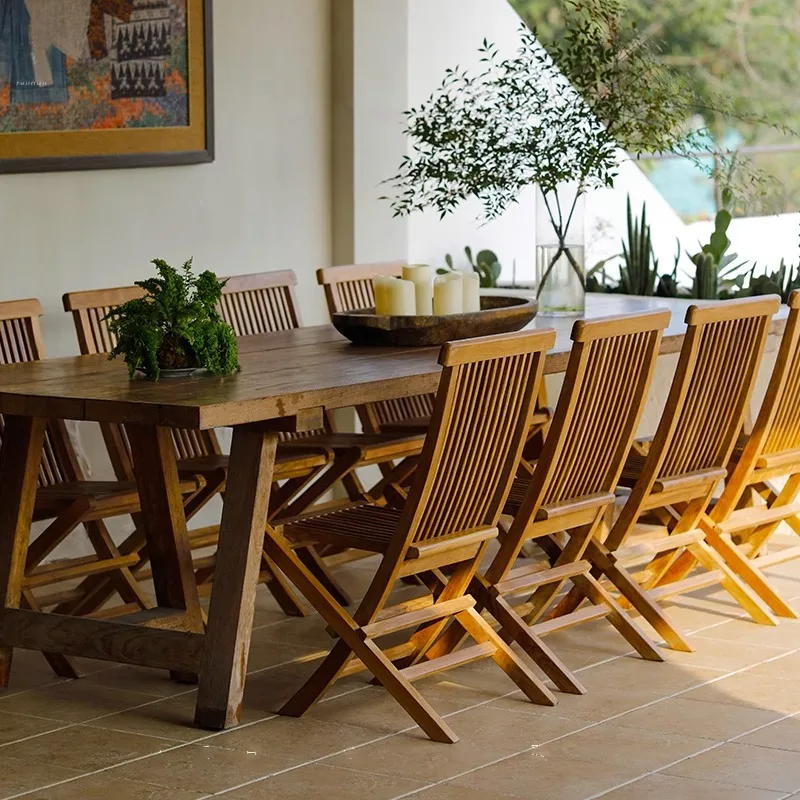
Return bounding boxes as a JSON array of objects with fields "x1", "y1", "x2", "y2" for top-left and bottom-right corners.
[{"x1": 0, "y1": 293, "x2": 788, "y2": 730}]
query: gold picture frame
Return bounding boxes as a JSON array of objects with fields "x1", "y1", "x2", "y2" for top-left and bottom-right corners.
[{"x1": 0, "y1": 0, "x2": 213, "y2": 173}]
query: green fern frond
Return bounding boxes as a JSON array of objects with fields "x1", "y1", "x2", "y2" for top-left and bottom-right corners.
[{"x1": 106, "y1": 258, "x2": 240, "y2": 381}]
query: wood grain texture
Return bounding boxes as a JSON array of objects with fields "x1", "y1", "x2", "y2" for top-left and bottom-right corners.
[
  {"x1": 557, "y1": 296, "x2": 783, "y2": 640},
  {"x1": 126, "y1": 426, "x2": 204, "y2": 637},
  {"x1": 278, "y1": 328, "x2": 559, "y2": 739},
  {"x1": 0, "y1": 416, "x2": 45, "y2": 686},
  {"x1": 332, "y1": 296, "x2": 537, "y2": 347},
  {"x1": 1, "y1": 295, "x2": 780, "y2": 430},
  {"x1": 0, "y1": 608, "x2": 203, "y2": 673},
  {"x1": 195, "y1": 426, "x2": 278, "y2": 730}
]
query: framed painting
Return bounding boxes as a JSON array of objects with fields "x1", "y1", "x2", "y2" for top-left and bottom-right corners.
[{"x1": 0, "y1": 0, "x2": 213, "y2": 173}]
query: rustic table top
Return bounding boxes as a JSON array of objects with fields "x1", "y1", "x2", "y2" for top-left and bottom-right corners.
[{"x1": 0, "y1": 294, "x2": 787, "y2": 430}]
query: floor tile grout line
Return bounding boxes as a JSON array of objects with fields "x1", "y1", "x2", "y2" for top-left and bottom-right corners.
[
  {"x1": 0, "y1": 647, "x2": 357, "y2": 757},
  {"x1": 0, "y1": 655, "x2": 380, "y2": 798},
  {"x1": 584, "y1": 710, "x2": 800, "y2": 799},
  {"x1": 0, "y1": 676, "x2": 381, "y2": 800},
  {"x1": 207, "y1": 613, "x2": 796, "y2": 799},
  {"x1": 3, "y1": 587, "x2": 799, "y2": 799},
  {"x1": 0, "y1": 697, "x2": 201, "y2": 754},
  {"x1": 19, "y1": 643, "x2": 644, "y2": 800},
  {"x1": 387, "y1": 639, "x2": 800, "y2": 799}
]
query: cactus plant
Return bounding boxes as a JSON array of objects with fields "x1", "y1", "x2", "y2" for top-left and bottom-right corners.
[
  {"x1": 689, "y1": 209, "x2": 746, "y2": 299},
  {"x1": 441, "y1": 246, "x2": 502, "y2": 287}
]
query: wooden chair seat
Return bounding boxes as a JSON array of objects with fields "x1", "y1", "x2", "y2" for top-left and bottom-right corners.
[
  {"x1": 381, "y1": 408, "x2": 551, "y2": 439},
  {"x1": 34, "y1": 477, "x2": 201, "y2": 520},
  {"x1": 300, "y1": 432, "x2": 424, "y2": 463},
  {"x1": 284, "y1": 503, "x2": 404, "y2": 553},
  {"x1": 378, "y1": 416, "x2": 432, "y2": 435},
  {"x1": 178, "y1": 444, "x2": 331, "y2": 482},
  {"x1": 618, "y1": 451, "x2": 648, "y2": 488}
]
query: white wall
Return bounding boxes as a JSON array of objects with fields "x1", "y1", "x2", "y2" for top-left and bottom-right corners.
[
  {"x1": 406, "y1": 0, "x2": 537, "y2": 281},
  {"x1": 0, "y1": 0, "x2": 333, "y2": 355},
  {"x1": 688, "y1": 213, "x2": 800, "y2": 275},
  {"x1": 1, "y1": 0, "x2": 333, "y2": 555},
  {"x1": 352, "y1": 0, "x2": 410, "y2": 263}
]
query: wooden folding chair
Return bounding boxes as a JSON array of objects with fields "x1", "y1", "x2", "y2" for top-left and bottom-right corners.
[
  {"x1": 0, "y1": 298, "x2": 202, "y2": 676},
  {"x1": 665, "y1": 290, "x2": 800, "y2": 619},
  {"x1": 554, "y1": 296, "x2": 783, "y2": 646},
  {"x1": 271, "y1": 328, "x2": 559, "y2": 742},
  {"x1": 62, "y1": 281, "x2": 335, "y2": 617},
  {"x1": 217, "y1": 270, "x2": 428, "y2": 519},
  {"x1": 425, "y1": 312, "x2": 670, "y2": 695}
]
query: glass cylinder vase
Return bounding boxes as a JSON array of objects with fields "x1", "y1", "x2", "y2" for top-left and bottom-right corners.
[{"x1": 535, "y1": 185, "x2": 586, "y2": 317}]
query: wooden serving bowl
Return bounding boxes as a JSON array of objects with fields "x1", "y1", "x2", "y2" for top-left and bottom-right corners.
[{"x1": 332, "y1": 295, "x2": 538, "y2": 347}]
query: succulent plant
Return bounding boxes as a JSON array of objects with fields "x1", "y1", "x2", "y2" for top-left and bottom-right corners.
[
  {"x1": 689, "y1": 209, "x2": 746, "y2": 299},
  {"x1": 619, "y1": 196, "x2": 659, "y2": 296},
  {"x1": 441, "y1": 246, "x2": 502, "y2": 287}
]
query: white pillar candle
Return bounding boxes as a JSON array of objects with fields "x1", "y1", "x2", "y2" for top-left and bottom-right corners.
[
  {"x1": 462, "y1": 271, "x2": 481, "y2": 313},
  {"x1": 434, "y1": 272, "x2": 463, "y2": 316},
  {"x1": 385, "y1": 278, "x2": 416, "y2": 316},
  {"x1": 373, "y1": 277, "x2": 393, "y2": 315},
  {"x1": 402, "y1": 264, "x2": 434, "y2": 316}
]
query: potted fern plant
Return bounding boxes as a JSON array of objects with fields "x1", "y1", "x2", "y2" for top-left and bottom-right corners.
[{"x1": 106, "y1": 258, "x2": 240, "y2": 381}]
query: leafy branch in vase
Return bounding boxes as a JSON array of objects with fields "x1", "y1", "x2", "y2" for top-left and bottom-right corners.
[{"x1": 384, "y1": 0, "x2": 789, "y2": 295}]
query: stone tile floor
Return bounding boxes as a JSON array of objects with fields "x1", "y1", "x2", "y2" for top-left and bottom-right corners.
[{"x1": 4, "y1": 550, "x2": 800, "y2": 799}]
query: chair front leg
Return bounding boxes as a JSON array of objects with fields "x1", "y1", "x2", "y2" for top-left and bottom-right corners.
[{"x1": 264, "y1": 532, "x2": 459, "y2": 743}]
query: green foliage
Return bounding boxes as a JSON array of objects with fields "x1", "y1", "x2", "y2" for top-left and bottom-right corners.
[
  {"x1": 441, "y1": 246, "x2": 502, "y2": 287},
  {"x1": 106, "y1": 259, "x2": 240, "y2": 381},
  {"x1": 688, "y1": 210, "x2": 746, "y2": 299},
  {"x1": 510, "y1": 0, "x2": 796, "y2": 215},
  {"x1": 385, "y1": 24, "x2": 618, "y2": 222},
  {"x1": 619, "y1": 196, "x2": 659, "y2": 296},
  {"x1": 726, "y1": 225, "x2": 800, "y2": 302},
  {"x1": 385, "y1": 0, "x2": 786, "y2": 304},
  {"x1": 511, "y1": 0, "x2": 798, "y2": 138},
  {"x1": 654, "y1": 241, "x2": 682, "y2": 298},
  {"x1": 655, "y1": 272, "x2": 681, "y2": 298},
  {"x1": 735, "y1": 260, "x2": 800, "y2": 303},
  {"x1": 585, "y1": 256, "x2": 619, "y2": 293}
]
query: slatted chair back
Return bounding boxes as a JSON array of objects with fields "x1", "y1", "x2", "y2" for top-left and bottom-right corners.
[
  {"x1": 317, "y1": 262, "x2": 435, "y2": 431},
  {"x1": 588, "y1": 296, "x2": 785, "y2": 640},
  {"x1": 744, "y1": 291, "x2": 800, "y2": 464},
  {"x1": 63, "y1": 286, "x2": 146, "y2": 357},
  {"x1": 518, "y1": 311, "x2": 669, "y2": 517},
  {"x1": 395, "y1": 329, "x2": 555, "y2": 550},
  {"x1": 216, "y1": 271, "x2": 323, "y2": 443},
  {"x1": 218, "y1": 271, "x2": 301, "y2": 335},
  {"x1": 444, "y1": 313, "x2": 673, "y2": 693},
  {"x1": 0, "y1": 299, "x2": 81, "y2": 489},
  {"x1": 274, "y1": 329, "x2": 560, "y2": 742},
  {"x1": 635, "y1": 297, "x2": 780, "y2": 495},
  {"x1": 62, "y1": 286, "x2": 220, "y2": 480},
  {"x1": 317, "y1": 261, "x2": 405, "y2": 316}
]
